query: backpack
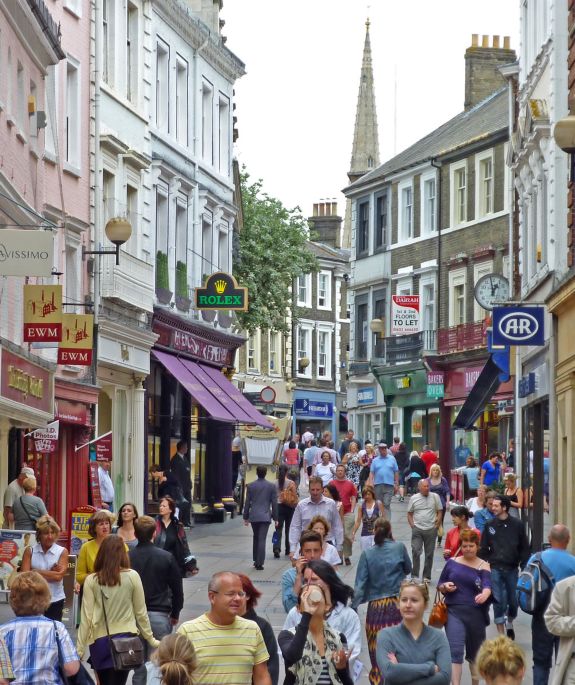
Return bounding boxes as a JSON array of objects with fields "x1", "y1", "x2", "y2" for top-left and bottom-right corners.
[{"x1": 516, "y1": 552, "x2": 555, "y2": 615}]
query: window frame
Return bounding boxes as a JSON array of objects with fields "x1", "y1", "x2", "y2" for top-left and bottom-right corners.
[
  {"x1": 473, "y1": 260, "x2": 494, "y2": 322},
  {"x1": 357, "y1": 200, "x2": 369, "y2": 255},
  {"x1": 316, "y1": 327, "x2": 333, "y2": 380},
  {"x1": 268, "y1": 330, "x2": 281, "y2": 376},
  {"x1": 398, "y1": 180, "x2": 414, "y2": 241},
  {"x1": 247, "y1": 330, "x2": 260, "y2": 373},
  {"x1": 317, "y1": 270, "x2": 331, "y2": 310},
  {"x1": 450, "y1": 161, "x2": 468, "y2": 226},
  {"x1": 296, "y1": 273, "x2": 312, "y2": 308},
  {"x1": 475, "y1": 150, "x2": 494, "y2": 218},
  {"x1": 374, "y1": 190, "x2": 389, "y2": 250},
  {"x1": 420, "y1": 172, "x2": 437, "y2": 234},
  {"x1": 155, "y1": 38, "x2": 170, "y2": 132},
  {"x1": 296, "y1": 324, "x2": 313, "y2": 378},
  {"x1": 448, "y1": 267, "x2": 467, "y2": 326}
]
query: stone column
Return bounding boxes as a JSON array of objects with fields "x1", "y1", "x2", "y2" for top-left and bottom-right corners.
[{"x1": 131, "y1": 376, "x2": 146, "y2": 513}]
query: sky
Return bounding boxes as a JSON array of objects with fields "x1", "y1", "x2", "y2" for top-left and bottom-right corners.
[{"x1": 221, "y1": 1, "x2": 520, "y2": 218}]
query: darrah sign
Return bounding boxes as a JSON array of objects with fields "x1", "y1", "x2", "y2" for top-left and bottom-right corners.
[
  {"x1": 195, "y1": 272, "x2": 248, "y2": 311},
  {"x1": 153, "y1": 322, "x2": 235, "y2": 367},
  {"x1": 0, "y1": 348, "x2": 52, "y2": 414}
]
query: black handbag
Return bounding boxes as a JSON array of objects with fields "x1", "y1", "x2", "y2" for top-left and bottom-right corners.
[
  {"x1": 53, "y1": 621, "x2": 95, "y2": 685},
  {"x1": 100, "y1": 587, "x2": 145, "y2": 671}
]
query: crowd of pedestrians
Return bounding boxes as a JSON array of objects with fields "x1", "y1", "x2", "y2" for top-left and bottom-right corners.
[{"x1": 0, "y1": 433, "x2": 570, "y2": 685}]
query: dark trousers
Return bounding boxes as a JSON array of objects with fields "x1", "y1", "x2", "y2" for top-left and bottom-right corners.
[
  {"x1": 44, "y1": 599, "x2": 64, "y2": 621},
  {"x1": 95, "y1": 670, "x2": 129, "y2": 685},
  {"x1": 178, "y1": 490, "x2": 192, "y2": 527},
  {"x1": 251, "y1": 522, "x2": 270, "y2": 566},
  {"x1": 532, "y1": 610, "x2": 558, "y2": 685},
  {"x1": 275, "y1": 504, "x2": 294, "y2": 554}
]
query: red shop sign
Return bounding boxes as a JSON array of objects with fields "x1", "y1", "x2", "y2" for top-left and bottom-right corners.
[
  {"x1": 0, "y1": 348, "x2": 52, "y2": 414},
  {"x1": 445, "y1": 364, "x2": 485, "y2": 399},
  {"x1": 55, "y1": 399, "x2": 88, "y2": 425}
]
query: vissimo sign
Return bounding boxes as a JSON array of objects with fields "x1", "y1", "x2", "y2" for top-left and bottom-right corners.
[
  {"x1": 492, "y1": 306, "x2": 545, "y2": 346},
  {"x1": 0, "y1": 230, "x2": 54, "y2": 276}
]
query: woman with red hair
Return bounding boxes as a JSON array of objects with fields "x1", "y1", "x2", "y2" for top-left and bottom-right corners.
[{"x1": 237, "y1": 573, "x2": 279, "y2": 685}]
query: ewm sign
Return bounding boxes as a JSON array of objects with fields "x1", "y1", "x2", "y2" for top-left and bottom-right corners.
[{"x1": 492, "y1": 306, "x2": 545, "y2": 346}]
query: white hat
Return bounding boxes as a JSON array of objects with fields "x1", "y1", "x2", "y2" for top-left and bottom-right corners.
[{"x1": 20, "y1": 467, "x2": 34, "y2": 477}]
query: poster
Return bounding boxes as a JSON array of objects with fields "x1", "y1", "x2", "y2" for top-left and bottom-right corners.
[
  {"x1": 391, "y1": 295, "x2": 420, "y2": 336},
  {"x1": 68, "y1": 506, "x2": 96, "y2": 556},
  {"x1": 0, "y1": 530, "x2": 34, "y2": 591},
  {"x1": 88, "y1": 463, "x2": 103, "y2": 509}
]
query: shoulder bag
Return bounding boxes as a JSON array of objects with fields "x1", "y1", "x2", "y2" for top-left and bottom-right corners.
[
  {"x1": 428, "y1": 588, "x2": 448, "y2": 628},
  {"x1": 18, "y1": 496, "x2": 38, "y2": 527},
  {"x1": 100, "y1": 585, "x2": 145, "y2": 671}
]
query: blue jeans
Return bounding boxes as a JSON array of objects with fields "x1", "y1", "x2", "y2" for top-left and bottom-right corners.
[
  {"x1": 491, "y1": 567, "x2": 518, "y2": 624},
  {"x1": 132, "y1": 611, "x2": 173, "y2": 685}
]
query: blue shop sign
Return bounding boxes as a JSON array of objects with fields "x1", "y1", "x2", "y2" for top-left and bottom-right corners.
[
  {"x1": 357, "y1": 387, "x2": 376, "y2": 405},
  {"x1": 492, "y1": 306, "x2": 545, "y2": 346},
  {"x1": 518, "y1": 373, "x2": 536, "y2": 398},
  {"x1": 294, "y1": 398, "x2": 334, "y2": 418}
]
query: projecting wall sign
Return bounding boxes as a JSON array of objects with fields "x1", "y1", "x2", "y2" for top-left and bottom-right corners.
[{"x1": 195, "y1": 272, "x2": 248, "y2": 311}]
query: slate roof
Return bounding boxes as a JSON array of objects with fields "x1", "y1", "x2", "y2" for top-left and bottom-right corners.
[
  {"x1": 307, "y1": 241, "x2": 350, "y2": 263},
  {"x1": 345, "y1": 87, "x2": 508, "y2": 193}
]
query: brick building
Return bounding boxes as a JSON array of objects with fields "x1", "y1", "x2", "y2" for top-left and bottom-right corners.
[{"x1": 345, "y1": 36, "x2": 516, "y2": 471}]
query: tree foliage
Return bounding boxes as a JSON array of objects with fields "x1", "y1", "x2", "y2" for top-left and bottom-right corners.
[{"x1": 234, "y1": 170, "x2": 317, "y2": 333}]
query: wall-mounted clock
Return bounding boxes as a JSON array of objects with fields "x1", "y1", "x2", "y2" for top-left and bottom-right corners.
[{"x1": 474, "y1": 273, "x2": 510, "y2": 311}]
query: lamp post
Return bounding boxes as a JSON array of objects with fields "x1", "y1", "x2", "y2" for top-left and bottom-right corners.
[{"x1": 83, "y1": 217, "x2": 132, "y2": 265}]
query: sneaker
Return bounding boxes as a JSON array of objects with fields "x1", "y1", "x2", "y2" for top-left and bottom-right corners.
[
  {"x1": 506, "y1": 627, "x2": 515, "y2": 640},
  {"x1": 273, "y1": 550, "x2": 280, "y2": 559},
  {"x1": 344, "y1": 557, "x2": 351, "y2": 566}
]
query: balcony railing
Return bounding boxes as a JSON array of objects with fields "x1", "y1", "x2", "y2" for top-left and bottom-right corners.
[
  {"x1": 100, "y1": 250, "x2": 155, "y2": 312},
  {"x1": 437, "y1": 321, "x2": 486, "y2": 355},
  {"x1": 371, "y1": 330, "x2": 437, "y2": 366}
]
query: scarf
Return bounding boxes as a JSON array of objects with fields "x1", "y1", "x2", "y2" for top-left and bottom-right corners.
[{"x1": 289, "y1": 621, "x2": 345, "y2": 685}]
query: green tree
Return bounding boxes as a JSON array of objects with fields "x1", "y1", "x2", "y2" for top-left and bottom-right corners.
[{"x1": 235, "y1": 170, "x2": 317, "y2": 333}]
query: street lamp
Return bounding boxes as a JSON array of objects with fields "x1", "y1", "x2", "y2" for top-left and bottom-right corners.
[
  {"x1": 83, "y1": 217, "x2": 132, "y2": 265},
  {"x1": 554, "y1": 114, "x2": 575, "y2": 180},
  {"x1": 369, "y1": 318, "x2": 385, "y2": 337},
  {"x1": 298, "y1": 357, "x2": 310, "y2": 374}
]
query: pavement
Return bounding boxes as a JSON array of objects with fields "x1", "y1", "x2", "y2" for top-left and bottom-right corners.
[{"x1": 0, "y1": 496, "x2": 540, "y2": 684}]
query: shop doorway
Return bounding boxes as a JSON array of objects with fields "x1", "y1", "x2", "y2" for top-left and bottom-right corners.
[{"x1": 522, "y1": 400, "x2": 549, "y2": 550}]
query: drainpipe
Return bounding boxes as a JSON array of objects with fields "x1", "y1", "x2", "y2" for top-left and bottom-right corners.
[
  {"x1": 431, "y1": 158, "x2": 442, "y2": 336},
  {"x1": 92, "y1": 0, "x2": 102, "y2": 391}
]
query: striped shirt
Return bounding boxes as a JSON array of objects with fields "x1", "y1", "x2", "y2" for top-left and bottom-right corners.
[
  {"x1": 177, "y1": 614, "x2": 269, "y2": 685},
  {"x1": 0, "y1": 616, "x2": 77, "y2": 685}
]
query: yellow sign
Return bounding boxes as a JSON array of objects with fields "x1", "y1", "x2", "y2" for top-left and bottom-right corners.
[
  {"x1": 23, "y1": 284, "x2": 62, "y2": 342},
  {"x1": 58, "y1": 314, "x2": 94, "y2": 365}
]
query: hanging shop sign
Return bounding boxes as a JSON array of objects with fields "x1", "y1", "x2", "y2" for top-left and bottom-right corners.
[
  {"x1": 0, "y1": 229, "x2": 54, "y2": 276},
  {"x1": 195, "y1": 272, "x2": 248, "y2": 311},
  {"x1": 23, "y1": 284, "x2": 62, "y2": 342},
  {"x1": 55, "y1": 399, "x2": 89, "y2": 425},
  {"x1": 25, "y1": 420, "x2": 59, "y2": 454},
  {"x1": 426, "y1": 372, "x2": 444, "y2": 399},
  {"x1": 57, "y1": 314, "x2": 94, "y2": 365},
  {"x1": 492, "y1": 306, "x2": 545, "y2": 346},
  {"x1": 0, "y1": 348, "x2": 52, "y2": 414},
  {"x1": 88, "y1": 463, "x2": 103, "y2": 509},
  {"x1": 75, "y1": 431, "x2": 113, "y2": 462},
  {"x1": 391, "y1": 295, "x2": 419, "y2": 336}
]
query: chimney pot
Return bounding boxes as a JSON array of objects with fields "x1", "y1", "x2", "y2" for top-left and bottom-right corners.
[
  {"x1": 493, "y1": 35, "x2": 500, "y2": 48},
  {"x1": 319, "y1": 203, "x2": 325, "y2": 217},
  {"x1": 471, "y1": 33, "x2": 479, "y2": 47},
  {"x1": 313, "y1": 204, "x2": 318, "y2": 217},
  {"x1": 482, "y1": 35, "x2": 489, "y2": 48},
  {"x1": 331, "y1": 202, "x2": 337, "y2": 216},
  {"x1": 503, "y1": 36, "x2": 511, "y2": 49}
]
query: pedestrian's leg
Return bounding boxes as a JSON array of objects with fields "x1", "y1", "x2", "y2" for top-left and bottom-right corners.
[
  {"x1": 251, "y1": 522, "x2": 258, "y2": 564},
  {"x1": 133, "y1": 611, "x2": 172, "y2": 685},
  {"x1": 257, "y1": 522, "x2": 270, "y2": 567},
  {"x1": 365, "y1": 602, "x2": 382, "y2": 685},
  {"x1": 343, "y1": 512, "x2": 355, "y2": 560},
  {"x1": 532, "y1": 612, "x2": 555, "y2": 685},
  {"x1": 284, "y1": 506, "x2": 295, "y2": 555},
  {"x1": 444, "y1": 610, "x2": 465, "y2": 685},
  {"x1": 411, "y1": 527, "x2": 423, "y2": 578},
  {"x1": 275, "y1": 505, "x2": 285, "y2": 557},
  {"x1": 382, "y1": 486, "x2": 393, "y2": 520},
  {"x1": 422, "y1": 527, "x2": 437, "y2": 580},
  {"x1": 505, "y1": 568, "x2": 519, "y2": 634},
  {"x1": 490, "y1": 568, "x2": 506, "y2": 631},
  {"x1": 374, "y1": 484, "x2": 385, "y2": 507}
]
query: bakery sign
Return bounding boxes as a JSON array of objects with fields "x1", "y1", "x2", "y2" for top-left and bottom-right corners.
[{"x1": 195, "y1": 272, "x2": 248, "y2": 311}]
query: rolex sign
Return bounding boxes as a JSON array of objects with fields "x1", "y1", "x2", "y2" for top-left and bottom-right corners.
[{"x1": 195, "y1": 272, "x2": 248, "y2": 311}]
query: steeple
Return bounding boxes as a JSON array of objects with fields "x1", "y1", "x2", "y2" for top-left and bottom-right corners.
[{"x1": 342, "y1": 19, "x2": 380, "y2": 248}]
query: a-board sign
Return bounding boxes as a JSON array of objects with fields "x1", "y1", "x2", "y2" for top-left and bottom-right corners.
[
  {"x1": 68, "y1": 506, "x2": 96, "y2": 556},
  {"x1": 0, "y1": 529, "x2": 34, "y2": 591}
]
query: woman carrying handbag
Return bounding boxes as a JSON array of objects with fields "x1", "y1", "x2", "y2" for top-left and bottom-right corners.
[{"x1": 76, "y1": 535, "x2": 159, "y2": 685}]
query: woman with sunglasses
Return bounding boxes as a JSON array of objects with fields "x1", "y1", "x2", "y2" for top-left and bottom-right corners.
[
  {"x1": 437, "y1": 529, "x2": 492, "y2": 685},
  {"x1": 376, "y1": 579, "x2": 451, "y2": 685}
]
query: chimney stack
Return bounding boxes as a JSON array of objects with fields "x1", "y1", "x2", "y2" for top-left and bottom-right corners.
[
  {"x1": 308, "y1": 201, "x2": 343, "y2": 249},
  {"x1": 464, "y1": 34, "x2": 516, "y2": 110}
]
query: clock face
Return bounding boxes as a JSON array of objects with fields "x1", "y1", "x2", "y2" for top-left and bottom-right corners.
[{"x1": 474, "y1": 273, "x2": 510, "y2": 310}]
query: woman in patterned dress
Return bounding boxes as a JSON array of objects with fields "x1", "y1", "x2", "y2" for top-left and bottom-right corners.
[{"x1": 341, "y1": 441, "x2": 362, "y2": 489}]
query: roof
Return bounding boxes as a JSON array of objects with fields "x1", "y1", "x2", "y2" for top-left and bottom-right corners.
[
  {"x1": 345, "y1": 87, "x2": 508, "y2": 193},
  {"x1": 308, "y1": 241, "x2": 350, "y2": 263}
]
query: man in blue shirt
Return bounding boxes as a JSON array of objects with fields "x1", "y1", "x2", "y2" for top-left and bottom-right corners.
[
  {"x1": 368, "y1": 442, "x2": 398, "y2": 519},
  {"x1": 531, "y1": 525, "x2": 575, "y2": 685},
  {"x1": 454, "y1": 439, "x2": 472, "y2": 467},
  {"x1": 281, "y1": 531, "x2": 323, "y2": 612}
]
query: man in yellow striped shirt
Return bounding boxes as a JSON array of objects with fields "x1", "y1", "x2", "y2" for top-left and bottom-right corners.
[{"x1": 178, "y1": 572, "x2": 271, "y2": 685}]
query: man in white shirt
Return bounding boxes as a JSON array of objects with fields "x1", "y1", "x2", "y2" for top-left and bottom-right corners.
[
  {"x1": 289, "y1": 477, "x2": 343, "y2": 553},
  {"x1": 98, "y1": 461, "x2": 115, "y2": 511},
  {"x1": 407, "y1": 478, "x2": 441, "y2": 582},
  {"x1": 3, "y1": 466, "x2": 34, "y2": 527}
]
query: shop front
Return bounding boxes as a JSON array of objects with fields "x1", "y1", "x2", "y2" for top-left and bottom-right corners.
[
  {"x1": 373, "y1": 366, "x2": 440, "y2": 454},
  {"x1": 548, "y1": 276, "x2": 575, "y2": 542},
  {"x1": 441, "y1": 361, "x2": 514, "y2": 470},
  {"x1": 150, "y1": 310, "x2": 272, "y2": 517},
  {"x1": 0, "y1": 344, "x2": 55, "y2": 523},
  {"x1": 292, "y1": 391, "x2": 337, "y2": 440},
  {"x1": 347, "y1": 385, "x2": 385, "y2": 444}
]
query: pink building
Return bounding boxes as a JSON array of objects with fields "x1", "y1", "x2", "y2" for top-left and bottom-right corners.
[{"x1": 0, "y1": 0, "x2": 93, "y2": 527}]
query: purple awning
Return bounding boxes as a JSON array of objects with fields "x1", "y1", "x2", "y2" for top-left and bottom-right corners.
[
  {"x1": 200, "y1": 363, "x2": 274, "y2": 429},
  {"x1": 152, "y1": 350, "x2": 235, "y2": 422},
  {"x1": 152, "y1": 350, "x2": 273, "y2": 428}
]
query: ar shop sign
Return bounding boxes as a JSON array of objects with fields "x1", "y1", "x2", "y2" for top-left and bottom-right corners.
[{"x1": 391, "y1": 295, "x2": 419, "y2": 336}]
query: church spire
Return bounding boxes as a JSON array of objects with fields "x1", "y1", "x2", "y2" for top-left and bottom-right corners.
[{"x1": 342, "y1": 19, "x2": 380, "y2": 248}]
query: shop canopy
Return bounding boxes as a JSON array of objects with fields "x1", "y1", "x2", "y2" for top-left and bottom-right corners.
[
  {"x1": 152, "y1": 350, "x2": 273, "y2": 429},
  {"x1": 452, "y1": 357, "x2": 503, "y2": 430}
]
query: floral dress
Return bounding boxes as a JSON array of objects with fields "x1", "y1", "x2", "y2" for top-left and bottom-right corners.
[{"x1": 345, "y1": 453, "x2": 362, "y2": 488}]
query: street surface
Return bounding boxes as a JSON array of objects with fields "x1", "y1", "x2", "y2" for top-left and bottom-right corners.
[{"x1": 0, "y1": 497, "x2": 540, "y2": 684}]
